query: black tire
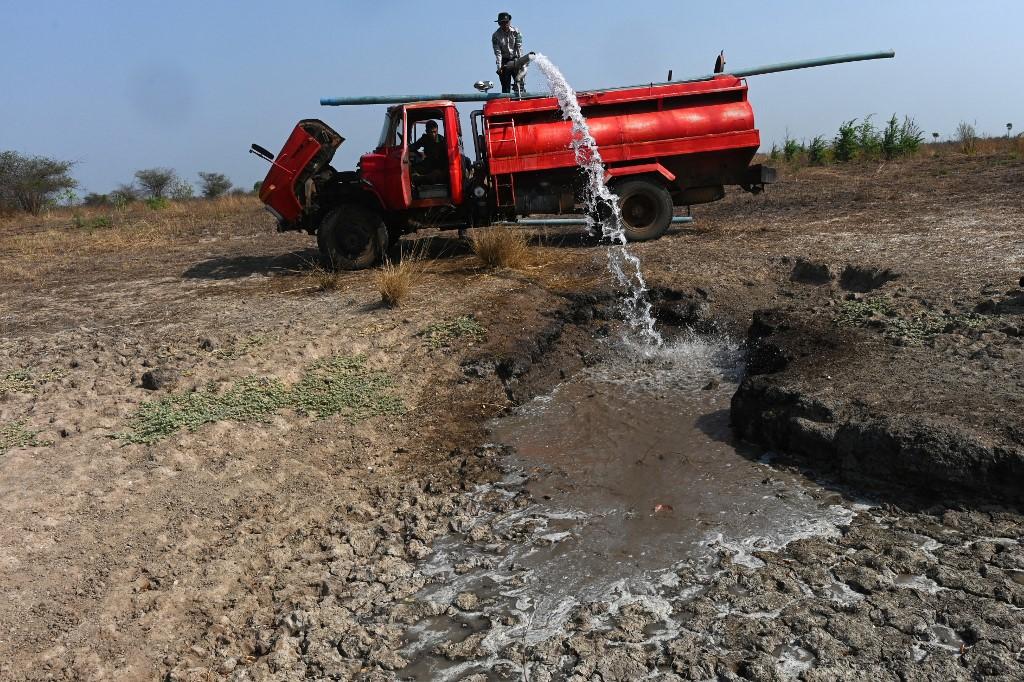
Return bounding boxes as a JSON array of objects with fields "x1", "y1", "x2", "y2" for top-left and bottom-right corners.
[
  {"x1": 613, "y1": 179, "x2": 673, "y2": 242},
  {"x1": 317, "y1": 204, "x2": 385, "y2": 271}
]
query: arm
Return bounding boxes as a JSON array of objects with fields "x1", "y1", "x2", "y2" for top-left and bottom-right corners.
[
  {"x1": 513, "y1": 29, "x2": 523, "y2": 60},
  {"x1": 492, "y1": 33, "x2": 503, "y2": 70},
  {"x1": 409, "y1": 135, "x2": 423, "y2": 153}
]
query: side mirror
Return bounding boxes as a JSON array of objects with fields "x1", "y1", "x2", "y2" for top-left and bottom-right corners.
[{"x1": 249, "y1": 143, "x2": 274, "y2": 162}]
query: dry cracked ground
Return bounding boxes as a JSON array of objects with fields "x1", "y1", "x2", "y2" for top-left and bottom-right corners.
[{"x1": 1, "y1": 147, "x2": 1023, "y2": 680}]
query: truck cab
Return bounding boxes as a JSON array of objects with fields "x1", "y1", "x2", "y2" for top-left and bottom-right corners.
[{"x1": 358, "y1": 101, "x2": 466, "y2": 210}]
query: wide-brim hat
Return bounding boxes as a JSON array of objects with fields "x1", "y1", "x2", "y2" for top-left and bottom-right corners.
[{"x1": 496, "y1": 12, "x2": 511, "y2": 22}]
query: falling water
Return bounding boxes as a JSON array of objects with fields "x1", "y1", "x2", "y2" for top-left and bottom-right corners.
[{"x1": 530, "y1": 53, "x2": 663, "y2": 347}]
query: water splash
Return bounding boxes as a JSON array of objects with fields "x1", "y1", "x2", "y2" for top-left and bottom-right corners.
[{"x1": 530, "y1": 53, "x2": 663, "y2": 347}]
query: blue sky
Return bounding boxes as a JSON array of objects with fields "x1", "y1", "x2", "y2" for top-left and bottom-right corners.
[{"x1": 1, "y1": 1, "x2": 1020, "y2": 195}]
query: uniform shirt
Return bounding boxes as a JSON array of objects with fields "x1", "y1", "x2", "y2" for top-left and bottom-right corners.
[
  {"x1": 492, "y1": 25, "x2": 523, "y2": 69},
  {"x1": 410, "y1": 133, "x2": 446, "y2": 170}
]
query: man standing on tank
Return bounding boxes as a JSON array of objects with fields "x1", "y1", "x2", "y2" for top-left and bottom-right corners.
[{"x1": 492, "y1": 11, "x2": 526, "y2": 94}]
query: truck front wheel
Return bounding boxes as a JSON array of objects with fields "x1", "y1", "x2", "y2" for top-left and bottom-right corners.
[
  {"x1": 614, "y1": 179, "x2": 673, "y2": 242},
  {"x1": 317, "y1": 204, "x2": 385, "y2": 271}
]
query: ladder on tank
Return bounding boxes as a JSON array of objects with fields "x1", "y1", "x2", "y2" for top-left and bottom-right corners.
[{"x1": 485, "y1": 118, "x2": 518, "y2": 209}]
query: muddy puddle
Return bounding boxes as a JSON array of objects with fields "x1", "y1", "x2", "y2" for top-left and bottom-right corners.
[{"x1": 401, "y1": 333, "x2": 864, "y2": 679}]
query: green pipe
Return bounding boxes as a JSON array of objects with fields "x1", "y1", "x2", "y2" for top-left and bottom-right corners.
[{"x1": 319, "y1": 50, "x2": 894, "y2": 106}]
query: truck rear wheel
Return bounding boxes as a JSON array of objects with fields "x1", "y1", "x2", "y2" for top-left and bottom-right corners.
[
  {"x1": 317, "y1": 204, "x2": 385, "y2": 271},
  {"x1": 614, "y1": 179, "x2": 673, "y2": 242}
]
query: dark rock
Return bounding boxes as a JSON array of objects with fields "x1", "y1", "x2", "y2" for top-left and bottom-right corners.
[
  {"x1": 198, "y1": 337, "x2": 216, "y2": 351},
  {"x1": 839, "y1": 264, "x2": 900, "y2": 292},
  {"x1": 141, "y1": 368, "x2": 179, "y2": 391},
  {"x1": 790, "y1": 258, "x2": 834, "y2": 285}
]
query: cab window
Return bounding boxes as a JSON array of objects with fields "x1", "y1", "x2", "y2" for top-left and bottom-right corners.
[{"x1": 377, "y1": 112, "x2": 403, "y2": 149}]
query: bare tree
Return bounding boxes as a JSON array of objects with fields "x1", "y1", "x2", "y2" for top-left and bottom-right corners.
[
  {"x1": 134, "y1": 168, "x2": 178, "y2": 199},
  {"x1": 198, "y1": 172, "x2": 232, "y2": 199},
  {"x1": 0, "y1": 151, "x2": 77, "y2": 215}
]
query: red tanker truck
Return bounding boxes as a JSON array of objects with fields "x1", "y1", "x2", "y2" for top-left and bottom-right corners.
[{"x1": 250, "y1": 51, "x2": 893, "y2": 270}]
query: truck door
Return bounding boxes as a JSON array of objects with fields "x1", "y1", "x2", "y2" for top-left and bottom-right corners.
[
  {"x1": 444, "y1": 106, "x2": 465, "y2": 205},
  {"x1": 366, "y1": 108, "x2": 412, "y2": 209}
]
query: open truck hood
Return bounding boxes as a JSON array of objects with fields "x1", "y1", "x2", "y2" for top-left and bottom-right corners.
[{"x1": 256, "y1": 119, "x2": 343, "y2": 226}]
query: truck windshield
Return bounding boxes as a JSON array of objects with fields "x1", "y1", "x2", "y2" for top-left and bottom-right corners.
[{"x1": 377, "y1": 112, "x2": 402, "y2": 149}]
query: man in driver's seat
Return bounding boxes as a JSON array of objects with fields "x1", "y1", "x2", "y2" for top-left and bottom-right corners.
[{"x1": 409, "y1": 120, "x2": 447, "y2": 185}]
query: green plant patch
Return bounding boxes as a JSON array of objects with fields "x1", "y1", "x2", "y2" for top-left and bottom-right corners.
[
  {"x1": 420, "y1": 316, "x2": 487, "y2": 349},
  {"x1": 213, "y1": 334, "x2": 272, "y2": 360},
  {"x1": 117, "y1": 355, "x2": 402, "y2": 445},
  {"x1": 0, "y1": 370, "x2": 35, "y2": 395},
  {"x1": 1, "y1": 421, "x2": 48, "y2": 455},
  {"x1": 0, "y1": 367, "x2": 66, "y2": 396},
  {"x1": 835, "y1": 298, "x2": 985, "y2": 344},
  {"x1": 834, "y1": 298, "x2": 895, "y2": 326},
  {"x1": 291, "y1": 355, "x2": 403, "y2": 419}
]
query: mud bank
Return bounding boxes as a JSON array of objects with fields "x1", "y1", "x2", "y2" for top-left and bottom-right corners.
[{"x1": 731, "y1": 298, "x2": 1024, "y2": 504}]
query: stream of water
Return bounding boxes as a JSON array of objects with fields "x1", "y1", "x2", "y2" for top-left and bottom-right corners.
[{"x1": 531, "y1": 53, "x2": 663, "y2": 347}]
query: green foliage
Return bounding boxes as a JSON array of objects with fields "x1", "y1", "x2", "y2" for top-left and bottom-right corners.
[
  {"x1": 145, "y1": 196, "x2": 170, "y2": 211},
  {"x1": 1, "y1": 421, "x2": 48, "y2": 455},
  {"x1": 832, "y1": 119, "x2": 858, "y2": 162},
  {"x1": 198, "y1": 172, "x2": 232, "y2": 199},
  {"x1": 116, "y1": 355, "x2": 402, "y2": 445},
  {"x1": 856, "y1": 116, "x2": 882, "y2": 158},
  {"x1": 420, "y1": 316, "x2": 487, "y2": 349},
  {"x1": 898, "y1": 116, "x2": 924, "y2": 156},
  {"x1": 83, "y1": 192, "x2": 111, "y2": 206},
  {"x1": 807, "y1": 135, "x2": 829, "y2": 165},
  {"x1": 72, "y1": 214, "x2": 112, "y2": 230},
  {"x1": 290, "y1": 355, "x2": 403, "y2": 419},
  {"x1": 0, "y1": 150, "x2": 78, "y2": 215},
  {"x1": 253, "y1": 180, "x2": 263, "y2": 194},
  {"x1": 110, "y1": 183, "x2": 140, "y2": 207},
  {"x1": 881, "y1": 115, "x2": 901, "y2": 159},
  {"x1": 134, "y1": 168, "x2": 178, "y2": 199},
  {"x1": 768, "y1": 144, "x2": 779, "y2": 161},
  {"x1": 782, "y1": 135, "x2": 803, "y2": 162}
]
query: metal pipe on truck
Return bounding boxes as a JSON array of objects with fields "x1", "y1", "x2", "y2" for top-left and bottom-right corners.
[{"x1": 319, "y1": 50, "x2": 894, "y2": 106}]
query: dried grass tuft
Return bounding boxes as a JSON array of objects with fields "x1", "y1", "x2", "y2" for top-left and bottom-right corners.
[
  {"x1": 470, "y1": 227, "x2": 530, "y2": 269},
  {"x1": 376, "y1": 257, "x2": 419, "y2": 307},
  {"x1": 308, "y1": 264, "x2": 343, "y2": 291}
]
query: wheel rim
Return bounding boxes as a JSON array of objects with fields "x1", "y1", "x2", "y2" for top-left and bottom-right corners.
[{"x1": 620, "y1": 193, "x2": 657, "y2": 229}]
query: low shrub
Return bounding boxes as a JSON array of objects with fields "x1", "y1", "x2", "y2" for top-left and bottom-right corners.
[
  {"x1": 117, "y1": 355, "x2": 402, "y2": 444},
  {"x1": 420, "y1": 316, "x2": 486, "y2": 349},
  {"x1": 956, "y1": 121, "x2": 977, "y2": 155},
  {"x1": 470, "y1": 226, "x2": 530, "y2": 269},
  {"x1": 807, "y1": 135, "x2": 829, "y2": 165}
]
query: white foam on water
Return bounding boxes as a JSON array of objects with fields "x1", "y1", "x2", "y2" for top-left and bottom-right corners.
[
  {"x1": 531, "y1": 53, "x2": 663, "y2": 347},
  {"x1": 701, "y1": 503, "x2": 856, "y2": 569}
]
